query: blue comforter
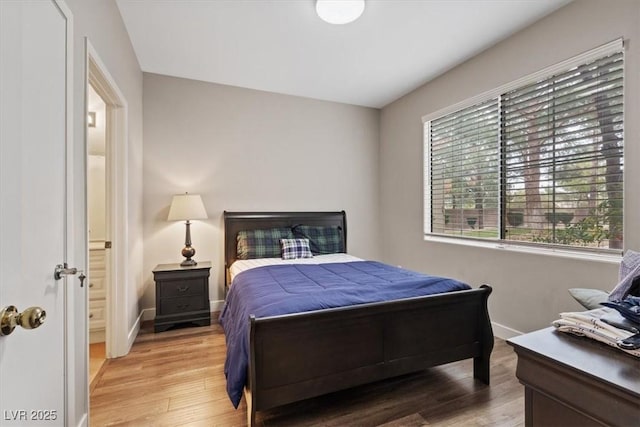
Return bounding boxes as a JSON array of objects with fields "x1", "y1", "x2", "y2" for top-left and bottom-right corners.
[{"x1": 219, "y1": 261, "x2": 470, "y2": 407}]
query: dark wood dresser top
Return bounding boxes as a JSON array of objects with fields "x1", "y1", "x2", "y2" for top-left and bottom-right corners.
[
  {"x1": 508, "y1": 327, "x2": 640, "y2": 397},
  {"x1": 153, "y1": 261, "x2": 212, "y2": 273}
]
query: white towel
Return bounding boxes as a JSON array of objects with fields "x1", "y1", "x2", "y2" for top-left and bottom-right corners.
[{"x1": 552, "y1": 308, "x2": 640, "y2": 357}]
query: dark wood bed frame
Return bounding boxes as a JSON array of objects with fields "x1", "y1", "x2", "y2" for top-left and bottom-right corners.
[{"x1": 224, "y1": 211, "x2": 494, "y2": 426}]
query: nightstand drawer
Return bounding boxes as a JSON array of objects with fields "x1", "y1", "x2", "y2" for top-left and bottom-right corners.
[
  {"x1": 159, "y1": 279, "x2": 205, "y2": 298},
  {"x1": 160, "y1": 295, "x2": 207, "y2": 315}
]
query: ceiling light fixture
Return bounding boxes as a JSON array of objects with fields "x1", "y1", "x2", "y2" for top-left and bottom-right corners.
[{"x1": 316, "y1": 0, "x2": 365, "y2": 25}]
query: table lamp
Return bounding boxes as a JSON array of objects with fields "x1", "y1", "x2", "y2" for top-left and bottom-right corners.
[{"x1": 167, "y1": 193, "x2": 208, "y2": 266}]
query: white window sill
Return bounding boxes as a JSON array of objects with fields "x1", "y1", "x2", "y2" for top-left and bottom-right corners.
[{"x1": 423, "y1": 234, "x2": 622, "y2": 265}]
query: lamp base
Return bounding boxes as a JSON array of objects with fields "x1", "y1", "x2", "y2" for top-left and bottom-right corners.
[
  {"x1": 181, "y1": 243, "x2": 197, "y2": 267},
  {"x1": 180, "y1": 258, "x2": 197, "y2": 267}
]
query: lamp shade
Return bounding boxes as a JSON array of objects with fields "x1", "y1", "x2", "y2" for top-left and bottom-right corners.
[{"x1": 167, "y1": 193, "x2": 208, "y2": 221}]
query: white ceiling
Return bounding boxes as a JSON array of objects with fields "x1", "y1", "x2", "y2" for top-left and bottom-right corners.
[{"x1": 116, "y1": 0, "x2": 571, "y2": 108}]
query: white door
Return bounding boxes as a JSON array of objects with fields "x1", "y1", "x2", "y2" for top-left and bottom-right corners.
[{"x1": 0, "y1": 1, "x2": 78, "y2": 425}]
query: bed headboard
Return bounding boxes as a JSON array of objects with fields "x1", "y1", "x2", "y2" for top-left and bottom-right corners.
[{"x1": 223, "y1": 211, "x2": 347, "y2": 282}]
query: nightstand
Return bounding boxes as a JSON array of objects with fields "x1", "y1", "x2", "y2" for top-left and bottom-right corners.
[{"x1": 153, "y1": 262, "x2": 211, "y2": 332}]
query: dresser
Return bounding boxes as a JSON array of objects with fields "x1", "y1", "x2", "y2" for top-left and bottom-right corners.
[
  {"x1": 88, "y1": 244, "x2": 107, "y2": 343},
  {"x1": 508, "y1": 327, "x2": 640, "y2": 426},
  {"x1": 153, "y1": 262, "x2": 211, "y2": 332}
]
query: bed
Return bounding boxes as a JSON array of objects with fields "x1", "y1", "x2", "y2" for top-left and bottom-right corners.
[{"x1": 221, "y1": 211, "x2": 494, "y2": 426}]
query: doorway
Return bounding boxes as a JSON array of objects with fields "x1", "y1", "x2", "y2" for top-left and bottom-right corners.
[
  {"x1": 85, "y1": 39, "x2": 130, "y2": 393},
  {"x1": 87, "y1": 83, "x2": 109, "y2": 386}
]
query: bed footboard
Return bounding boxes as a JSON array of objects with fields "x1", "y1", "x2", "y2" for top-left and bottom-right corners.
[{"x1": 246, "y1": 285, "x2": 493, "y2": 425}]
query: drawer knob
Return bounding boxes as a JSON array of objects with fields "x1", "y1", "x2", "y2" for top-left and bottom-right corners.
[
  {"x1": 89, "y1": 313, "x2": 94, "y2": 319},
  {"x1": 89, "y1": 283, "x2": 94, "y2": 288},
  {"x1": 177, "y1": 286, "x2": 190, "y2": 292},
  {"x1": 177, "y1": 303, "x2": 190, "y2": 310}
]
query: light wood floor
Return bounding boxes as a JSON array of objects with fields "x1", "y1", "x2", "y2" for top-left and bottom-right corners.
[
  {"x1": 90, "y1": 320, "x2": 524, "y2": 426},
  {"x1": 90, "y1": 342, "x2": 106, "y2": 387}
]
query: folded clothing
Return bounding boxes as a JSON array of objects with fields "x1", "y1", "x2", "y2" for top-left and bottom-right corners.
[
  {"x1": 601, "y1": 296, "x2": 640, "y2": 325},
  {"x1": 601, "y1": 309, "x2": 640, "y2": 334},
  {"x1": 552, "y1": 308, "x2": 640, "y2": 357}
]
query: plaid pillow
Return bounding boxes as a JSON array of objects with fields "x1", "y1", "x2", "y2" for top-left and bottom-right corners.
[
  {"x1": 280, "y1": 238, "x2": 313, "y2": 260},
  {"x1": 237, "y1": 227, "x2": 294, "y2": 259},
  {"x1": 292, "y1": 225, "x2": 344, "y2": 255}
]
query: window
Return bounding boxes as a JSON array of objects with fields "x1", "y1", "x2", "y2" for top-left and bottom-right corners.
[{"x1": 424, "y1": 40, "x2": 624, "y2": 253}]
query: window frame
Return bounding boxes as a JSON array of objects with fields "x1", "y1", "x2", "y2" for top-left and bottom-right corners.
[{"x1": 422, "y1": 38, "x2": 625, "y2": 256}]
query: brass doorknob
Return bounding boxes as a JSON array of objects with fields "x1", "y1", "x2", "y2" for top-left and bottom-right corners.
[
  {"x1": 19, "y1": 306, "x2": 46, "y2": 329},
  {"x1": 0, "y1": 305, "x2": 46, "y2": 336}
]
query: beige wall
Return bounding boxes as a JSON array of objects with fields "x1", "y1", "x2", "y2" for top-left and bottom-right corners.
[
  {"x1": 63, "y1": 0, "x2": 640, "y2": 353},
  {"x1": 380, "y1": 0, "x2": 640, "y2": 335},
  {"x1": 142, "y1": 73, "x2": 381, "y2": 307}
]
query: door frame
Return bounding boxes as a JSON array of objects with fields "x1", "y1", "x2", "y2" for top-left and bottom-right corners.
[
  {"x1": 56, "y1": 1, "x2": 83, "y2": 424},
  {"x1": 84, "y1": 39, "x2": 129, "y2": 358}
]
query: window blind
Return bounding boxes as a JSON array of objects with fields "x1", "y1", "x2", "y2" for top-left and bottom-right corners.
[
  {"x1": 502, "y1": 51, "x2": 624, "y2": 248},
  {"x1": 424, "y1": 42, "x2": 624, "y2": 252},
  {"x1": 428, "y1": 99, "x2": 500, "y2": 237}
]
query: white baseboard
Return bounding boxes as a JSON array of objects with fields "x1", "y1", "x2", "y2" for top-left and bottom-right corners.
[
  {"x1": 127, "y1": 311, "x2": 143, "y2": 353},
  {"x1": 142, "y1": 305, "x2": 518, "y2": 340},
  {"x1": 136, "y1": 307, "x2": 548, "y2": 340},
  {"x1": 211, "y1": 299, "x2": 225, "y2": 312},
  {"x1": 89, "y1": 329, "x2": 105, "y2": 344},
  {"x1": 141, "y1": 307, "x2": 155, "y2": 322},
  {"x1": 76, "y1": 413, "x2": 87, "y2": 427},
  {"x1": 492, "y1": 321, "x2": 523, "y2": 340},
  {"x1": 141, "y1": 299, "x2": 225, "y2": 323}
]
